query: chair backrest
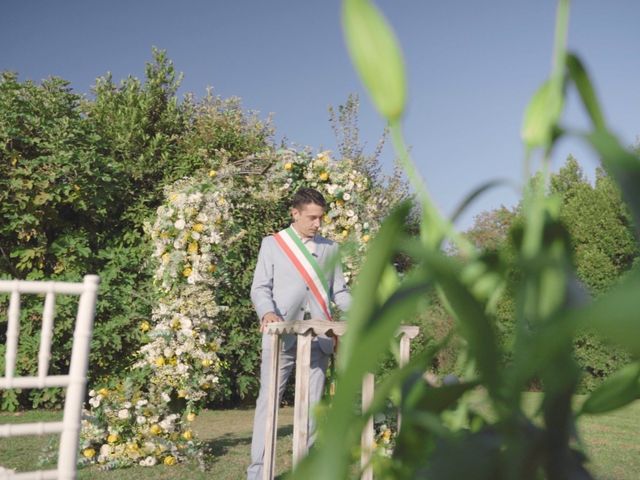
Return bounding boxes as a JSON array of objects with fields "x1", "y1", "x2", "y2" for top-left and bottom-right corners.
[{"x1": 0, "y1": 275, "x2": 99, "y2": 480}]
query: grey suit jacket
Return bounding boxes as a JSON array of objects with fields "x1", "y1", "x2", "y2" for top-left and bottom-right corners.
[{"x1": 250, "y1": 230, "x2": 351, "y2": 354}]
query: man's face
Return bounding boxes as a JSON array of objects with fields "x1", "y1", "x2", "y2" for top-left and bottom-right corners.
[{"x1": 292, "y1": 202, "x2": 325, "y2": 238}]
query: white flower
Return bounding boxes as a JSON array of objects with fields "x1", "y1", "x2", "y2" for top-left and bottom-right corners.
[
  {"x1": 343, "y1": 193, "x2": 352, "y2": 201},
  {"x1": 136, "y1": 415, "x2": 147, "y2": 425},
  {"x1": 162, "y1": 392, "x2": 171, "y2": 403},
  {"x1": 100, "y1": 444, "x2": 113, "y2": 456},
  {"x1": 140, "y1": 456, "x2": 157, "y2": 467},
  {"x1": 174, "y1": 219, "x2": 186, "y2": 230},
  {"x1": 117, "y1": 409, "x2": 130, "y2": 419}
]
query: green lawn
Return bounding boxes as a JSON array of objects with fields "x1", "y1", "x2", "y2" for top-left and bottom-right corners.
[{"x1": 1, "y1": 395, "x2": 639, "y2": 479}]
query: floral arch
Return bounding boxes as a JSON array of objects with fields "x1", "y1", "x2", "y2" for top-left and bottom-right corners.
[{"x1": 79, "y1": 149, "x2": 389, "y2": 468}]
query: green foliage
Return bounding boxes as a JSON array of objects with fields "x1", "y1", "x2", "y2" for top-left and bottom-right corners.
[
  {"x1": 0, "y1": 48, "x2": 278, "y2": 409},
  {"x1": 293, "y1": 0, "x2": 640, "y2": 478}
]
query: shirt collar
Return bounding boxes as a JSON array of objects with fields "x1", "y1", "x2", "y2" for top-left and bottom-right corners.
[{"x1": 291, "y1": 224, "x2": 315, "y2": 243}]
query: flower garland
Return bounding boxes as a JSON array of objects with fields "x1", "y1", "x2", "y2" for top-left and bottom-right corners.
[
  {"x1": 80, "y1": 149, "x2": 385, "y2": 468},
  {"x1": 280, "y1": 149, "x2": 386, "y2": 284}
]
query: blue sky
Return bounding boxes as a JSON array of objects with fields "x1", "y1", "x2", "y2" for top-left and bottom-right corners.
[{"x1": 2, "y1": 0, "x2": 639, "y2": 228}]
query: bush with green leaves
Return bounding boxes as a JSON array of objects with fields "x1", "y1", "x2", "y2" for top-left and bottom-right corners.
[
  {"x1": 294, "y1": 1, "x2": 640, "y2": 478},
  {"x1": 0, "y1": 49, "x2": 277, "y2": 410}
]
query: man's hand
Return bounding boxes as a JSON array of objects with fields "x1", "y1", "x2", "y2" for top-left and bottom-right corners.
[{"x1": 260, "y1": 312, "x2": 284, "y2": 332}]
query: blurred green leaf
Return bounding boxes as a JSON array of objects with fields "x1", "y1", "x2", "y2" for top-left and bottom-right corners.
[
  {"x1": 342, "y1": 0, "x2": 406, "y2": 121},
  {"x1": 338, "y1": 201, "x2": 411, "y2": 371},
  {"x1": 571, "y1": 267, "x2": 640, "y2": 356},
  {"x1": 406, "y1": 380, "x2": 479, "y2": 415},
  {"x1": 579, "y1": 362, "x2": 640, "y2": 415},
  {"x1": 585, "y1": 129, "x2": 640, "y2": 235},
  {"x1": 521, "y1": 79, "x2": 564, "y2": 152},
  {"x1": 566, "y1": 53, "x2": 606, "y2": 130},
  {"x1": 521, "y1": 0, "x2": 569, "y2": 153}
]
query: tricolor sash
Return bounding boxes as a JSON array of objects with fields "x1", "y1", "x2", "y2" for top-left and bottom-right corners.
[{"x1": 273, "y1": 227, "x2": 332, "y2": 322}]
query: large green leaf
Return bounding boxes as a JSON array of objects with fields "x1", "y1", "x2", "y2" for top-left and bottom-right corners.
[
  {"x1": 342, "y1": 0, "x2": 407, "y2": 122},
  {"x1": 521, "y1": 79, "x2": 564, "y2": 151},
  {"x1": 566, "y1": 53, "x2": 606, "y2": 130},
  {"x1": 337, "y1": 201, "x2": 411, "y2": 371},
  {"x1": 403, "y1": 242, "x2": 501, "y2": 396},
  {"x1": 571, "y1": 266, "x2": 640, "y2": 356},
  {"x1": 579, "y1": 362, "x2": 640, "y2": 415}
]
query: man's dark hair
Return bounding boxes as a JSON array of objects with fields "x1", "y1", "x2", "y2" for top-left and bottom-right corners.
[{"x1": 291, "y1": 187, "x2": 327, "y2": 210}]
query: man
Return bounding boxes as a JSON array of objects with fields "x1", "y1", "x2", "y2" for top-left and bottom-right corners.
[{"x1": 247, "y1": 187, "x2": 351, "y2": 480}]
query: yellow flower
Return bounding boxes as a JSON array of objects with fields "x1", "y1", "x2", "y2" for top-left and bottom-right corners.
[
  {"x1": 192, "y1": 223, "x2": 205, "y2": 232},
  {"x1": 169, "y1": 356, "x2": 177, "y2": 366},
  {"x1": 319, "y1": 171, "x2": 329, "y2": 182},
  {"x1": 98, "y1": 388, "x2": 109, "y2": 397},
  {"x1": 107, "y1": 433, "x2": 119, "y2": 444},
  {"x1": 140, "y1": 321, "x2": 151, "y2": 332},
  {"x1": 201, "y1": 358, "x2": 213, "y2": 368},
  {"x1": 284, "y1": 162, "x2": 293, "y2": 171},
  {"x1": 187, "y1": 242, "x2": 198, "y2": 254},
  {"x1": 155, "y1": 357, "x2": 165, "y2": 367},
  {"x1": 382, "y1": 429, "x2": 392, "y2": 441},
  {"x1": 177, "y1": 389, "x2": 187, "y2": 398},
  {"x1": 169, "y1": 193, "x2": 178, "y2": 202},
  {"x1": 126, "y1": 442, "x2": 139, "y2": 453},
  {"x1": 202, "y1": 382, "x2": 211, "y2": 390},
  {"x1": 164, "y1": 455, "x2": 177, "y2": 466},
  {"x1": 341, "y1": 229, "x2": 349, "y2": 237},
  {"x1": 150, "y1": 424, "x2": 162, "y2": 435},
  {"x1": 182, "y1": 430, "x2": 193, "y2": 441},
  {"x1": 182, "y1": 266, "x2": 192, "y2": 277},
  {"x1": 83, "y1": 448, "x2": 96, "y2": 458},
  {"x1": 336, "y1": 199, "x2": 344, "y2": 207},
  {"x1": 208, "y1": 169, "x2": 217, "y2": 178},
  {"x1": 161, "y1": 252, "x2": 170, "y2": 264},
  {"x1": 186, "y1": 412, "x2": 196, "y2": 422},
  {"x1": 170, "y1": 318, "x2": 181, "y2": 330},
  {"x1": 362, "y1": 234, "x2": 370, "y2": 243},
  {"x1": 208, "y1": 263, "x2": 217, "y2": 273}
]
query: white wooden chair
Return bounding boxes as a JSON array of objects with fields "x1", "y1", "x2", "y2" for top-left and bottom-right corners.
[{"x1": 0, "y1": 275, "x2": 99, "y2": 480}]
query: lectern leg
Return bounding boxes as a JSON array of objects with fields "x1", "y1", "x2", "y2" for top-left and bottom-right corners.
[{"x1": 263, "y1": 334, "x2": 282, "y2": 480}]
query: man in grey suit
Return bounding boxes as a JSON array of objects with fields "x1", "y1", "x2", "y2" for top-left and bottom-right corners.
[{"x1": 247, "y1": 187, "x2": 351, "y2": 480}]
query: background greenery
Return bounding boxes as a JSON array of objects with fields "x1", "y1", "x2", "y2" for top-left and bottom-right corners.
[
  {"x1": 0, "y1": 52, "x2": 403, "y2": 410},
  {"x1": 1, "y1": 42, "x2": 637, "y2": 411}
]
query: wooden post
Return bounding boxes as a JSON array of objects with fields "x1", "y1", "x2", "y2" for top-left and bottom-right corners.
[
  {"x1": 398, "y1": 333, "x2": 411, "y2": 432},
  {"x1": 360, "y1": 372, "x2": 375, "y2": 480},
  {"x1": 292, "y1": 329, "x2": 312, "y2": 466},
  {"x1": 263, "y1": 333, "x2": 282, "y2": 480}
]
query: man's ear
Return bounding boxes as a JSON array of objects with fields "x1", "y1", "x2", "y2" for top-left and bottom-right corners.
[{"x1": 291, "y1": 207, "x2": 299, "y2": 221}]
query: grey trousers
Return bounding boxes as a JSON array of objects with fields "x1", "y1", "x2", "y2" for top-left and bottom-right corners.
[{"x1": 247, "y1": 336, "x2": 330, "y2": 480}]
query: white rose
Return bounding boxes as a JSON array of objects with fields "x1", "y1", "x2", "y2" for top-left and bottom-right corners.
[
  {"x1": 174, "y1": 219, "x2": 186, "y2": 230},
  {"x1": 117, "y1": 409, "x2": 130, "y2": 419},
  {"x1": 343, "y1": 193, "x2": 351, "y2": 201},
  {"x1": 136, "y1": 415, "x2": 147, "y2": 425}
]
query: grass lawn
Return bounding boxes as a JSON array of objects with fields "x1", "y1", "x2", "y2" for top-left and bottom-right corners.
[{"x1": 1, "y1": 395, "x2": 639, "y2": 479}]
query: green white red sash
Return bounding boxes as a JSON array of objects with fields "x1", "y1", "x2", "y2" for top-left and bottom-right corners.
[{"x1": 273, "y1": 226, "x2": 332, "y2": 321}]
